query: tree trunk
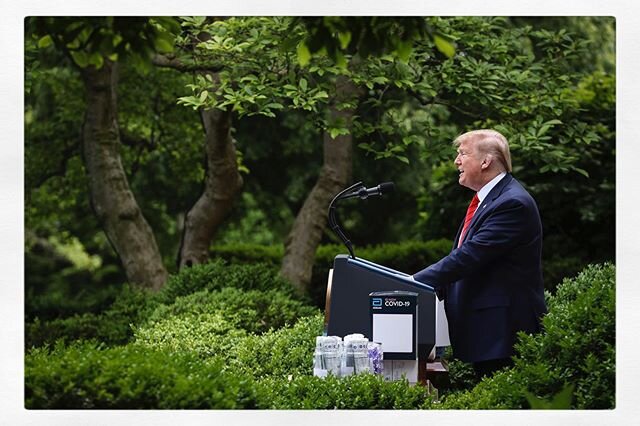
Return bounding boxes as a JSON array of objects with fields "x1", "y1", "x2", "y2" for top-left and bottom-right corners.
[
  {"x1": 81, "y1": 61, "x2": 168, "y2": 291},
  {"x1": 177, "y1": 80, "x2": 243, "y2": 268},
  {"x1": 280, "y1": 76, "x2": 360, "y2": 294}
]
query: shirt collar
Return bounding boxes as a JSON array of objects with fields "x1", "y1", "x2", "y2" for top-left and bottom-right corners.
[{"x1": 477, "y1": 172, "x2": 507, "y2": 203}]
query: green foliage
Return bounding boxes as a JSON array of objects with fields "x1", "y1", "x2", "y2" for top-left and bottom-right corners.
[
  {"x1": 26, "y1": 285, "x2": 156, "y2": 348},
  {"x1": 256, "y1": 373, "x2": 435, "y2": 409},
  {"x1": 227, "y1": 314, "x2": 324, "y2": 379},
  {"x1": 443, "y1": 349, "x2": 478, "y2": 391},
  {"x1": 210, "y1": 243, "x2": 283, "y2": 263},
  {"x1": 439, "y1": 263, "x2": 615, "y2": 409},
  {"x1": 133, "y1": 312, "x2": 248, "y2": 358},
  {"x1": 155, "y1": 259, "x2": 293, "y2": 305},
  {"x1": 27, "y1": 17, "x2": 180, "y2": 72},
  {"x1": 25, "y1": 341, "x2": 259, "y2": 409},
  {"x1": 25, "y1": 16, "x2": 614, "y2": 307},
  {"x1": 25, "y1": 261, "x2": 615, "y2": 409},
  {"x1": 146, "y1": 287, "x2": 318, "y2": 335},
  {"x1": 296, "y1": 17, "x2": 442, "y2": 65},
  {"x1": 25, "y1": 251, "x2": 123, "y2": 322},
  {"x1": 24, "y1": 15, "x2": 615, "y2": 408},
  {"x1": 525, "y1": 383, "x2": 574, "y2": 409}
]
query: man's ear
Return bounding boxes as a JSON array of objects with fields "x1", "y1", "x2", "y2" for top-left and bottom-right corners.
[{"x1": 481, "y1": 154, "x2": 493, "y2": 170}]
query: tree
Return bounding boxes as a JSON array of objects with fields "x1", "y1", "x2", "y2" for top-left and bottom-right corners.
[
  {"x1": 28, "y1": 17, "x2": 182, "y2": 290},
  {"x1": 177, "y1": 76, "x2": 243, "y2": 268},
  {"x1": 280, "y1": 75, "x2": 361, "y2": 288},
  {"x1": 176, "y1": 17, "x2": 456, "y2": 293},
  {"x1": 26, "y1": 16, "x2": 615, "y2": 298},
  {"x1": 26, "y1": 17, "x2": 244, "y2": 290}
]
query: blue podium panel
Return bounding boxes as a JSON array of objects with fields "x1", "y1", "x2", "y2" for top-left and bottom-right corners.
[{"x1": 325, "y1": 255, "x2": 436, "y2": 359}]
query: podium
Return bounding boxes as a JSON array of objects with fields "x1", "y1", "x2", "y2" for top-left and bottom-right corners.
[{"x1": 324, "y1": 255, "x2": 437, "y2": 367}]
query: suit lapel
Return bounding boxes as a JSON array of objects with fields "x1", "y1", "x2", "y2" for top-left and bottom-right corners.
[{"x1": 460, "y1": 174, "x2": 513, "y2": 245}]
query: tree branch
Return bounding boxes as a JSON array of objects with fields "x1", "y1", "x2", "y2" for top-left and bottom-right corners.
[{"x1": 151, "y1": 54, "x2": 225, "y2": 73}]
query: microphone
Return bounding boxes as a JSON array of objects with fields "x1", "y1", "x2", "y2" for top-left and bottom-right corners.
[
  {"x1": 355, "y1": 182, "x2": 395, "y2": 199},
  {"x1": 328, "y1": 181, "x2": 395, "y2": 258}
]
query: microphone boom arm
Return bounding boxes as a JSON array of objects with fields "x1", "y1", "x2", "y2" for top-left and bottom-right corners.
[{"x1": 328, "y1": 181, "x2": 363, "y2": 259}]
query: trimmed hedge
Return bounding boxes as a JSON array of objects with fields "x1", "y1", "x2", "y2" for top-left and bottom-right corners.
[
  {"x1": 25, "y1": 261, "x2": 309, "y2": 349},
  {"x1": 26, "y1": 315, "x2": 437, "y2": 409},
  {"x1": 25, "y1": 285, "x2": 156, "y2": 348},
  {"x1": 25, "y1": 342, "x2": 260, "y2": 409},
  {"x1": 209, "y1": 239, "x2": 453, "y2": 273},
  {"x1": 146, "y1": 287, "x2": 319, "y2": 335},
  {"x1": 155, "y1": 259, "x2": 298, "y2": 305},
  {"x1": 134, "y1": 291, "x2": 319, "y2": 358},
  {"x1": 227, "y1": 314, "x2": 324, "y2": 379},
  {"x1": 25, "y1": 249, "x2": 125, "y2": 322},
  {"x1": 24, "y1": 257, "x2": 616, "y2": 409},
  {"x1": 255, "y1": 374, "x2": 435, "y2": 409},
  {"x1": 437, "y1": 263, "x2": 615, "y2": 409},
  {"x1": 133, "y1": 312, "x2": 248, "y2": 358}
]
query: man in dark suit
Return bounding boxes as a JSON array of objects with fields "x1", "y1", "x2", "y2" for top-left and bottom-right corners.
[{"x1": 413, "y1": 129, "x2": 547, "y2": 378}]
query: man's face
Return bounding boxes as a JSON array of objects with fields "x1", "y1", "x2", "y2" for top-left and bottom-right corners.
[{"x1": 454, "y1": 139, "x2": 484, "y2": 191}]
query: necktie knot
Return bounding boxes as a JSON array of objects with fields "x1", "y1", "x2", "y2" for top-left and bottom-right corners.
[{"x1": 458, "y1": 194, "x2": 480, "y2": 247}]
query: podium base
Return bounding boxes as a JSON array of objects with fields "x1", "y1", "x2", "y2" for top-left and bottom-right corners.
[{"x1": 382, "y1": 359, "x2": 419, "y2": 383}]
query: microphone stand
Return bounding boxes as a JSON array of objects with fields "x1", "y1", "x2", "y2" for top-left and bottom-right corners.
[{"x1": 328, "y1": 181, "x2": 364, "y2": 259}]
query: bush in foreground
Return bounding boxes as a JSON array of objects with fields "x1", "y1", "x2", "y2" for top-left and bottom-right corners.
[
  {"x1": 256, "y1": 374, "x2": 435, "y2": 409},
  {"x1": 25, "y1": 342, "x2": 259, "y2": 409},
  {"x1": 25, "y1": 263, "x2": 615, "y2": 409},
  {"x1": 438, "y1": 263, "x2": 615, "y2": 409}
]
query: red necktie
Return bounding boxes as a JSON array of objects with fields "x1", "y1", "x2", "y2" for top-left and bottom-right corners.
[{"x1": 458, "y1": 194, "x2": 479, "y2": 247}]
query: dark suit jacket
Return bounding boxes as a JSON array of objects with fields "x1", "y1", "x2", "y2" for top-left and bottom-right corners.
[{"x1": 414, "y1": 174, "x2": 547, "y2": 363}]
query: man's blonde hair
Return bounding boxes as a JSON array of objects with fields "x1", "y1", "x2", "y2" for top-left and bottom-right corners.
[{"x1": 453, "y1": 129, "x2": 512, "y2": 173}]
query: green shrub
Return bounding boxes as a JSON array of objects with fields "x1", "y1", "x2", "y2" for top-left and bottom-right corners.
[
  {"x1": 25, "y1": 249, "x2": 125, "y2": 322},
  {"x1": 228, "y1": 313, "x2": 324, "y2": 379},
  {"x1": 255, "y1": 373, "x2": 435, "y2": 409},
  {"x1": 25, "y1": 341, "x2": 260, "y2": 409},
  {"x1": 146, "y1": 287, "x2": 319, "y2": 335},
  {"x1": 133, "y1": 312, "x2": 248, "y2": 357},
  {"x1": 210, "y1": 243, "x2": 283, "y2": 265},
  {"x1": 25, "y1": 285, "x2": 156, "y2": 348},
  {"x1": 439, "y1": 263, "x2": 615, "y2": 409},
  {"x1": 156, "y1": 259, "x2": 295, "y2": 305}
]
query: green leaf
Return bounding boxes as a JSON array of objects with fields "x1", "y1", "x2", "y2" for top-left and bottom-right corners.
[
  {"x1": 154, "y1": 34, "x2": 175, "y2": 53},
  {"x1": 297, "y1": 42, "x2": 311, "y2": 66},
  {"x1": 574, "y1": 168, "x2": 590, "y2": 178},
  {"x1": 88, "y1": 52, "x2": 104, "y2": 68},
  {"x1": 338, "y1": 31, "x2": 352, "y2": 49},
  {"x1": 328, "y1": 128, "x2": 350, "y2": 139},
  {"x1": 37, "y1": 35, "x2": 53, "y2": 49},
  {"x1": 397, "y1": 156, "x2": 410, "y2": 164},
  {"x1": 299, "y1": 78, "x2": 308, "y2": 92},
  {"x1": 396, "y1": 41, "x2": 412, "y2": 62},
  {"x1": 334, "y1": 51, "x2": 347, "y2": 69},
  {"x1": 199, "y1": 90, "x2": 209, "y2": 103},
  {"x1": 525, "y1": 383, "x2": 575, "y2": 409},
  {"x1": 69, "y1": 50, "x2": 89, "y2": 68},
  {"x1": 433, "y1": 34, "x2": 455, "y2": 58}
]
